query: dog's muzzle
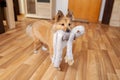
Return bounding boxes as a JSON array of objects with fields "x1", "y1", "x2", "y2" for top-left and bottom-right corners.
[{"x1": 66, "y1": 28, "x2": 71, "y2": 32}]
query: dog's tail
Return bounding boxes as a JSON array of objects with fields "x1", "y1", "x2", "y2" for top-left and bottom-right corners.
[{"x1": 26, "y1": 24, "x2": 33, "y2": 37}]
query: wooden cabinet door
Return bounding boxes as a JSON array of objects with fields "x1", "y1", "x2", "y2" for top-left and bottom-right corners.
[{"x1": 68, "y1": 0, "x2": 102, "y2": 22}]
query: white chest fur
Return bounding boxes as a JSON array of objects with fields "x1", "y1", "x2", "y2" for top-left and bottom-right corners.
[{"x1": 52, "y1": 26, "x2": 85, "y2": 68}]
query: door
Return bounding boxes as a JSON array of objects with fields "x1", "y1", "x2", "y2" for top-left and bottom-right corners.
[
  {"x1": 13, "y1": 0, "x2": 20, "y2": 21},
  {"x1": 0, "y1": 7, "x2": 5, "y2": 34},
  {"x1": 68, "y1": 0, "x2": 102, "y2": 22},
  {"x1": 102, "y1": 0, "x2": 114, "y2": 24}
]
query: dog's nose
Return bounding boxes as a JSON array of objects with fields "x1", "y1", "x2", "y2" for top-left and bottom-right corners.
[{"x1": 66, "y1": 29, "x2": 70, "y2": 32}]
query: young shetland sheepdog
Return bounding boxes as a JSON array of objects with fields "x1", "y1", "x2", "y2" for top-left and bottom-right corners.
[{"x1": 26, "y1": 10, "x2": 73, "y2": 70}]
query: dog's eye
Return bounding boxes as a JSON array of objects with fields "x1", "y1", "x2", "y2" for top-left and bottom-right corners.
[
  {"x1": 61, "y1": 24, "x2": 64, "y2": 26},
  {"x1": 68, "y1": 23, "x2": 71, "y2": 26}
]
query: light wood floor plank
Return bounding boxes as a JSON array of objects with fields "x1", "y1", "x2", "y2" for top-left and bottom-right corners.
[{"x1": 0, "y1": 17, "x2": 120, "y2": 80}]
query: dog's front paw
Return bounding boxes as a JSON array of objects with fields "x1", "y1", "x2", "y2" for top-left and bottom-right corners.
[
  {"x1": 64, "y1": 56, "x2": 68, "y2": 63},
  {"x1": 51, "y1": 63, "x2": 61, "y2": 71},
  {"x1": 67, "y1": 60, "x2": 74, "y2": 66},
  {"x1": 64, "y1": 56, "x2": 74, "y2": 66},
  {"x1": 55, "y1": 67, "x2": 61, "y2": 71}
]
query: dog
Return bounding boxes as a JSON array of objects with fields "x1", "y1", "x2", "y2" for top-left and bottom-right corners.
[{"x1": 26, "y1": 10, "x2": 73, "y2": 70}]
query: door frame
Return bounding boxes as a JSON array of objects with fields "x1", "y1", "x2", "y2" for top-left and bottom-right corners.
[{"x1": 102, "y1": 0, "x2": 114, "y2": 24}]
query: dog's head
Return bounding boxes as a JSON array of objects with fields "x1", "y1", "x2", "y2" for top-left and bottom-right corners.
[{"x1": 53, "y1": 10, "x2": 73, "y2": 32}]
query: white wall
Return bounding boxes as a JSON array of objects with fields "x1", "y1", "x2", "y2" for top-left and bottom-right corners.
[
  {"x1": 18, "y1": 0, "x2": 25, "y2": 14},
  {"x1": 19, "y1": 0, "x2": 68, "y2": 15},
  {"x1": 99, "y1": 0, "x2": 106, "y2": 21},
  {"x1": 56, "y1": 0, "x2": 68, "y2": 15},
  {"x1": 19, "y1": 0, "x2": 106, "y2": 21}
]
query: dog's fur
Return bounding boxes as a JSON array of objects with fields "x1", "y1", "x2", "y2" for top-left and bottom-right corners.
[{"x1": 26, "y1": 10, "x2": 73, "y2": 70}]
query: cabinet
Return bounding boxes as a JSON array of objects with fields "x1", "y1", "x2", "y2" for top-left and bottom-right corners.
[{"x1": 25, "y1": 0, "x2": 56, "y2": 19}]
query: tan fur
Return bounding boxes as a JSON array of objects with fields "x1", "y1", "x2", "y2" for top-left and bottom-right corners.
[
  {"x1": 32, "y1": 20, "x2": 54, "y2": 56},
  {"x1": 27, "y1": 10, "x2": 73, "y2": 69}
]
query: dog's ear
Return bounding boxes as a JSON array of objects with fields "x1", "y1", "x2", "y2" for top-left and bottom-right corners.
[
  {"x1": 55, "y1": 10, "x2": 64, "y2": 22},
  {"x1": 66, "y1": 9, "x2": 73, "y2": 20}
]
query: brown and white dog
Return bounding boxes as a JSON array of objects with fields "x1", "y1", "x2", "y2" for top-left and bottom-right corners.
[{"x1": 26, "y1": 10, "x2": 73, "y2": 70}]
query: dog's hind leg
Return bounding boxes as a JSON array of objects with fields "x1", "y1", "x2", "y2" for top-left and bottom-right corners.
[{"x1": 33, "y1": 38, "x2": 42, "y2": 54}]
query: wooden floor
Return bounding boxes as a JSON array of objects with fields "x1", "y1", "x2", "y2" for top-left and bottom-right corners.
[{"x1": 0, "y1": 17, "x2": 120, "y2": 80}]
